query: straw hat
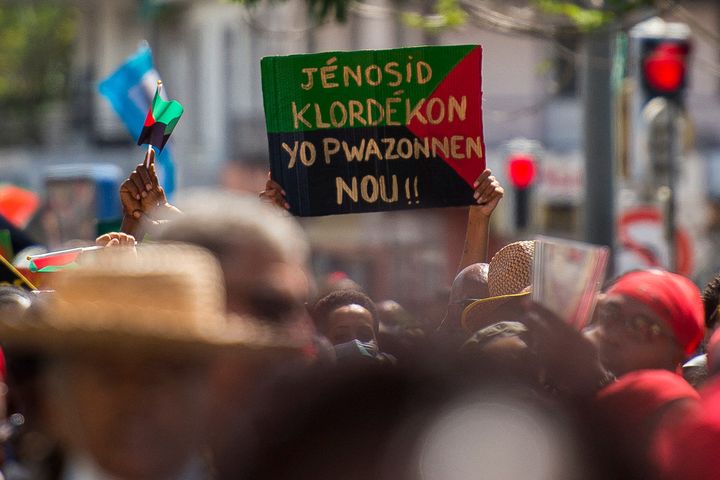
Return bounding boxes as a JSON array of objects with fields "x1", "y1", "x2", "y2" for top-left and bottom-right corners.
[
  {"x1": 0, "y1": 244, "x2": 307, "y2": 357},
  {"x1": 461, "y1": 241, "x2": 535, "y2": 333}
]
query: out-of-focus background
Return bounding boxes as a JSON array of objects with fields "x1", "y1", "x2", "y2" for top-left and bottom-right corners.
[{"x1": 1, "y1": 0, "x2": 718, "y2": 319}]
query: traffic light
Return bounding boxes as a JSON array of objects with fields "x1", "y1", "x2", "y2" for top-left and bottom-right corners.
[
  {"x1": 628, "y1": 19, "x2": 691, "y2": 190},
  {"x1": 620, "y1": 19, "x2": 692, "y2": 274},
  {"x1": 507, "y1": 154, "x2": 537, "y2": 190},
  {"x1": 640, "y1": 40, "x2": 690, "y2": 100},
  {"x1": 507, "y1": 152, "x2": 537, "y2": 230}
]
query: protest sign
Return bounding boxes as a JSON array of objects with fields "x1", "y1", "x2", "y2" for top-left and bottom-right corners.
[{"x1": 261, "y1": 45, "x2": 485, "y2": 216}]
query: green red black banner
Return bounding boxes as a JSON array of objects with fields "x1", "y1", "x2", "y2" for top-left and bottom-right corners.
[{"x1": 261, "y1": 45, "x2": 485, "y2": 217}]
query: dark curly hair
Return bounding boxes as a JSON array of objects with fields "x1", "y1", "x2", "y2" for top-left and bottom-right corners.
[
  {"x1": 702, "y1": 274, "x2": 720, "y2": 330},
  {"x1": 311, "y1": 290, "x2": 378, "y2": 335}
]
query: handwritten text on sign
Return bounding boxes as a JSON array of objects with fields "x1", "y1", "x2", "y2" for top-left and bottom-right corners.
[{"x1": 261, "y1": 45, "x2": 485, "y2": 216}]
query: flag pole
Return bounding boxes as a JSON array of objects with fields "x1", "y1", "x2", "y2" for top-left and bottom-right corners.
[
  {"x1": 27, "y1": 246, "x2": 104, "y2": 262},
  {"x1": 146, "y1": 144, "x2": 153, "y2": 168}
]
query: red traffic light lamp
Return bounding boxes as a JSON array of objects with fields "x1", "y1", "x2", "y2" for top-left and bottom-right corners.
[
  {"x1": 643, "y1": 41, "x2": 689, "y2": 95},
  {"x1": 507, "y1": 154, "x2": 537, "y2": 190},
  {"x1": 507, "y1": 152, "x2": 537, "y2": 231}
]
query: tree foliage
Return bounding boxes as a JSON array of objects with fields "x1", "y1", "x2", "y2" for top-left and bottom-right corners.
[
  {"x1": 0, "y1": 1, "x2": 76, "y2": 105},
  {"x1": 402, "y1": 0, "x2": 468, "y2": 31},
  {"x1": 0, "y1": 0, "x2": 76, "y2": 143},
  {"x1": 232, "y1": 0, "x2": 657, "y2": 30},
  {"x1": 534, "y1": 0, "x2": 655, "y2": 31}
]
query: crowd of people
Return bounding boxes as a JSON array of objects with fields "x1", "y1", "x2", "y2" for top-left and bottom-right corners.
[{"x1": 0, "y1": 149, "x2": 718, "y2": 480}]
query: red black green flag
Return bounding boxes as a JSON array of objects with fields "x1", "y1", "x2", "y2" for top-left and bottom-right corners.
[{"x1": 137, "y1": 83, "x2": 184, "y2": 151}]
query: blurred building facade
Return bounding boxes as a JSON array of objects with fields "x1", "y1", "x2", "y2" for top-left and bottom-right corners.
[{"x1": 2, "y1": 0, "x2": 720, "y2": 308}]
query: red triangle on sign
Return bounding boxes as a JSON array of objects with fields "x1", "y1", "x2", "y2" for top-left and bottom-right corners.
[{"x1": 406, "y1": 46, "x2": 485, "y2": 187}]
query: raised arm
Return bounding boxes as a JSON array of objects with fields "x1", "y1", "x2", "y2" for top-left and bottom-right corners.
[
  {"x1": 120, "y1": 148, "x2": 182, "y2": 238},
  {"x1": 457, "y1": 169, "x2": 504, "y2": 272}
]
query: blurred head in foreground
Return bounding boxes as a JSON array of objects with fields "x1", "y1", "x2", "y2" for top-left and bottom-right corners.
[
  {"x1": 221, "y1": 364, "x2": 595, "y2": 480},
  {"x1": 593, "y1": 369, "x2": 700, "y2": 479},
  {"x1": 0, "y1": 244, "x2": 299, "y2": 480},
  {"x1": 154, "y1": 191, "x2": 314, "y2": 453},
  {"x1": 651, "y1": 376, "x2": 720, "y2": 480},
  {"x1": 584, "y1": 269, "x2": 704, "y2": 376},
  {"x1": 156, "y1": 190, "x2": 311, "y2": 329}
]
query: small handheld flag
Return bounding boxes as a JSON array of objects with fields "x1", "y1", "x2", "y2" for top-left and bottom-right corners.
[
  {"x1": 98, "y1": 44, "x2": 178, "y2": 197},
  {"x1": 27, "y1": 246, "x2": 104, "y2": 273},
  {"x1": 137, "y1": 80, "x2": 184, "y2": 152}
]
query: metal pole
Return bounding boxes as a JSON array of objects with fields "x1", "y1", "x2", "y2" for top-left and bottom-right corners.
[
  {"x1": 658, "y1": 185, "x2": 676, "y2": 272},
  {"x1": 657, "y1": 101, "x2": 678, "y2": 272},
  {"x1": 515, "y1": 187, "x2": 529, "y2": 230},
  {"x1": 583, "y1": 30, "x2": 615, "y2": 264},
  {"x1": 645, "y1": 97, "x2": 679, "y2": 272}
]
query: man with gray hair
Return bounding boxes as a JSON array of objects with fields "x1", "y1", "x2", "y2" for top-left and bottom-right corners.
[
  {"x1": 120, "y1": 152, "x2": 311, "y2": 328},
  {"x1": 156, "y1": 189, "x2": 311, "y2": 327}
]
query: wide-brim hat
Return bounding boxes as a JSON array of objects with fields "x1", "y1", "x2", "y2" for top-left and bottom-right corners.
[
  {"x1": 462, "y1": 241, "x2": 534, "y2": 333},
  {"x1": 0, "y1": 244, "x2": 308, "y2": 358}
]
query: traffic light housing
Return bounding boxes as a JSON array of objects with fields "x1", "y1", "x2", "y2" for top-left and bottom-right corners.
[
  {"x1": 507, "y1": 152, "x2": 537, "y2": 230},
  {"x1": 620, "y1": 19, "x2": 692, "y2": 275},
  {"x1": 627, "y1": 19, "x2": 691, "y2": 190},
  {"x1": 640, "y1": 39, "x2": 690, "y2": 100}
]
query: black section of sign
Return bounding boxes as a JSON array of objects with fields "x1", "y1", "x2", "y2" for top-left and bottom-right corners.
[{"x1": 268, "y1": 126, "x2": 477, "y2": 217}]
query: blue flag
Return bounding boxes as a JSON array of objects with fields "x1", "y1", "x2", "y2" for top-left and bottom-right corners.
[{"x1": 98, "y1": 44, "x2": 176, "y2": 197}]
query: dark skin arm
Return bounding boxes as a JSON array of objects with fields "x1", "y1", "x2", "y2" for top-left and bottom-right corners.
[
  {"x1": 521, "y1": 302, "x2": 614, "y2": 397},
  {"x1": 457, "y1": 169, "x2": 504, "y2": 272},
  {"x1": 120, "y1": 149, "x2": 182, "y2": 238}
]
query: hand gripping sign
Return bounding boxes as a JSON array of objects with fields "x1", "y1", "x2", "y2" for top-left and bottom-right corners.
[{"x1": 261, "y1": 45, "x2": 485, "y2": 216}]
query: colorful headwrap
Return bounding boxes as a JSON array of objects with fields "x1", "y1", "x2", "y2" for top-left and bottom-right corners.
[
  {"x1": 597, "y1": 370, "x2": 700, "y2": 429},
  {"x1": 607, "y1": 270, "x2": 704, "y2": 354}
]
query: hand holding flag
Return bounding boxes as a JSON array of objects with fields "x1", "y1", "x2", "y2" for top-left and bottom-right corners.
[
  {"x1": 120, "y1": 149, "x2": 177, "y2": 221},
  {"x1": 118, "y1": 147, "x2": 183, "y2": 244},
  {"x1": 137, "y1": 80, "x2": 184, "y2": 154}
]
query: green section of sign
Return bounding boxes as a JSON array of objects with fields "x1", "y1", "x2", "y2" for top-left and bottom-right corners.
[{"x1": 261, "y1": 45, "x2": 476, "y2": 133}]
